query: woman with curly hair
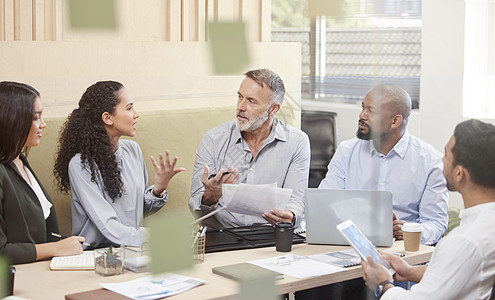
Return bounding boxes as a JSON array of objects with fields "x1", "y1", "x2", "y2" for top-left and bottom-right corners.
[
  {"x1": 54, "y1": 81, "x2": 184, "y2": 248},
  {"x1": 0, "y1": 81, "x2": 84, "y2": 264}
]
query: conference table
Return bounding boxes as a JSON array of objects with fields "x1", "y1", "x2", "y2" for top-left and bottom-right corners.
[{"x1": 13, "y1": 241, "x2": 433, "y2": 299}]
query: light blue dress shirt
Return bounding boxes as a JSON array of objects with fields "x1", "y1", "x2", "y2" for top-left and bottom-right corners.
[
  {"x1": 319, "y1": 130, "x2": 448, "y2": 245},
  {"x1": 188, "y1": 117, "x2": 310, "y2": 228},
  {"x1": 69, "y1": 139, "x2": 167, "y2": 247}
]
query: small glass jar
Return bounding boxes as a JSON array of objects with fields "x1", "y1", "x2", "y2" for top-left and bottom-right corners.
[{"x1": 94, "y1": 246, "x2": 124, "y2": 276}]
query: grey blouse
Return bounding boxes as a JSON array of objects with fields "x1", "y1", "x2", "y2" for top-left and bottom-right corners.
[{"x1": 69, "y1": 139, "x2": 166, "y2": 247}]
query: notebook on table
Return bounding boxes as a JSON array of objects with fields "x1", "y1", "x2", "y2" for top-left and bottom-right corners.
[
  {"x1": 304, "y1": 188, "x2": 393, "y2": 247},
  {"x1": 212, "y1": 262, "x2": 283, "y2": 281},
  {"x1": 50, "y1": 251, "x2": 94, "y2": 270}
]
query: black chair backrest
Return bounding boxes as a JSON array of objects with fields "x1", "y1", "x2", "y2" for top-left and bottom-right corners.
[
  {"x1": 301, "y1": 110, "x2": 338, "y2": 188},
  {"x1": 489, "y1": 279, "x2": 495, "y2": 300}
]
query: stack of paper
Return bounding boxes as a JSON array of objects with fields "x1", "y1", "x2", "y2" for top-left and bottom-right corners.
[
  {"x1": 100, "y1": 273, "x2": 205, "y2": 300},
  {"x1": 248, "y1": 254, "x2": 344, "y2": 279}
]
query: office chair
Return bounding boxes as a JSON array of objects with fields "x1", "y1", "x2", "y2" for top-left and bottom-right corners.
[
  {"x1": 490, "y1": 279, "x2": 495, "y2": 300},
  {"x1": 301, "y1": 110, "x2": 338, "y2": 188}
]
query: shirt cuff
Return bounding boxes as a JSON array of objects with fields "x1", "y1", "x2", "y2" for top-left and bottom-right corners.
[
  {"x1": 149, "y1": 187, "x2": 168, "y2": 199},
  {"x1": 199, "y1": 202, "x2": 219, "y2": 212},
  {"x1": 381, "y1": 286, "x2": 407, "y2": 300}
]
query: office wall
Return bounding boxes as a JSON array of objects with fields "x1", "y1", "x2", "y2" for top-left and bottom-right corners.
[
  {"x1": 0, "y1": 0, "x2": 271, "y2": 42},
  {"x1": 0, "y1": 41, "x2": 301, "y2": 118}
]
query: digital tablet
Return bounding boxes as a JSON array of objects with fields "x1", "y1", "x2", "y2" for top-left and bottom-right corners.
[{"x1": 336, "y1": 220, "x2": 394, "y2": 275}]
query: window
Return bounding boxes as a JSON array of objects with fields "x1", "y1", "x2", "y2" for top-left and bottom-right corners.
[
  {"x1": 463, "y1": 0, "x2": 495, "y2": 118},
  {"x1": 272, "y1": 0, "x2": 422, "y2": 108}
]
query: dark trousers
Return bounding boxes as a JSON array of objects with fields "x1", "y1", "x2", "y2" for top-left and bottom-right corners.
[{"x1": 294, "y1": 278, "x2": 376, "y2": 300}]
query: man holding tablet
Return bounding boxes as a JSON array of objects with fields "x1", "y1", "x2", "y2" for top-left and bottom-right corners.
[{"x1": 362, "y1": 119, "x2": 495, "y2": 299}]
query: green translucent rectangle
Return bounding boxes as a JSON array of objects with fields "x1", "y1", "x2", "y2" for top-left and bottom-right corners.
[
  {"x1": 68, "y1": 0, "x2": 117, "y2": 29},
  {"x1": 208, "y1": 22, "x2": 250, "y2": 75}
]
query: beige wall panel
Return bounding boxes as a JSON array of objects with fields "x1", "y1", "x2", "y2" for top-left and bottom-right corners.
[
  {"x1": 18, "y1": 0, "x2": 32, "y2": 40},
  {"x1": 260, "y1": 0, "x2": 270, "y2": 41},
  {"x1": 54, "y1": 0, "x2": 61, "y2": 40},
  {"x1": 215, "y1": 0, "x2": 233, "y2": 21},
  {"x1": 4, "y1": 0, "x2": 14, "y2": 40},
  {"x1": 43, "y1": 0, "x2": 53, "y2": 40},
  {"x1": 186, "y1": 0, "x2": 206, "y2": 42},
  {"x1": 233, "y1": 0, "x2": 242, "y2": 20},
  {"x1": 206, "y1": 0, "x2": 214, "y2": 25},
  {"x1": 167, "y1": 0, "x2": 181, "y2": 41},
  {"x1": 33, "y1": 0, "x2": 44, "y2": 40},
  {"x1": 182, "y1": 0, "x2": 191, "y2": 41},
  {"x1": 197, "y1": 0, "x2": 206, "y2": 41},
  {"x1": 0, "y1": 41, "x2": 300, "y2": 119},
  {"x1": 62, "y1": 0, "x2": 167, "y2": 41},
  {"x1": 0, "y1": 0, "x2": 4, "y2": 40},
  {"x1": 243, "y1": 0, "x2": 261, "y2": 42},
  {"x1": 4, "y1": 0, "x2": 270, "y2": 42}
]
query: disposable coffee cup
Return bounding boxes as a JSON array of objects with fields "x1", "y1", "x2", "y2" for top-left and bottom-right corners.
[
  {"x1": 274, "y1": 222, "x2": 294, "y2": 252},
  {"x1": 402, "y1": 223, "x2": 423, "y2": 252}
]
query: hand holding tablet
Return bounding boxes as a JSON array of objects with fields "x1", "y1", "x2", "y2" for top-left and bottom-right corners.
[{"x1": 336, "y1": 219, "x2": 394, "y2": 275}]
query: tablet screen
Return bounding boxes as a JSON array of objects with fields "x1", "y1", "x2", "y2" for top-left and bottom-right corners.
[
  {"x1": 337, "y1": 220, "x2": 393, "y2": 273},
  {"x1": 340, "y1": 223, "x2": 381, "y2": 262}
]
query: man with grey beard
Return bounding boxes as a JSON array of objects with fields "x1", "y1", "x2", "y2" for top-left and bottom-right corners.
[{"x1": 188, "y1": 69, "x2": 310, "y2": 229}]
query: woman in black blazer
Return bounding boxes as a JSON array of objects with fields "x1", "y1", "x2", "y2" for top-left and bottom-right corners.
[{"x1": 0, "y1": 81, "x2": 85, "y2": 264}]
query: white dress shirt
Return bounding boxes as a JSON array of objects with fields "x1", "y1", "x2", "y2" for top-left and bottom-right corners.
[
  {"x1": 383, "y1": 202, "x2": 495, "y2": 299},
  {"x1": 319, "y1": 130, "x2": 449, "y2": 245}
]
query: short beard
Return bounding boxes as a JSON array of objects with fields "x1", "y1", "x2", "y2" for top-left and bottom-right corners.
[
  {"x1": 356, "y1": 128, "x2": 371, "y2": 140},
  {"x1": 236, "y1": 105, "x2": 271, "y2": 132},
  {"x1": 356, "y1": 120, "x2": 371, "y2": 140}
]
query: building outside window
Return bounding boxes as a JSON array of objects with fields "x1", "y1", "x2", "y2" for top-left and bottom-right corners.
[{"x1": 272, "y1": 0, "x2": 422, "y2": 109}]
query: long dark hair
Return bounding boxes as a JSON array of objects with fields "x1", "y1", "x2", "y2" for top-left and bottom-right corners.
[
  {"x1": 0, "y1": 81, "x2": 40, "y2": 164},
  {"x1": 54, "y1": 81, "x2": 125, "y2": 200}
]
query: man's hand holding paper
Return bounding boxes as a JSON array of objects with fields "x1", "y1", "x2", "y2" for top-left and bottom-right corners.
[{"x1": 222, "y1": 183, "x2": 293, "y2": 224}]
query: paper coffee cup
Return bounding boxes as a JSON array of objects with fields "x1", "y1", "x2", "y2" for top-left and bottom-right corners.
[{"x1": 402, "y1": 223, "x2": 423, "y2": 252}]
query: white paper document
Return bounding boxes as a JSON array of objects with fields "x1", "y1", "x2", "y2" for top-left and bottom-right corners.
[
  {"x1": 223, "y1": 183, "x2": 292, "y2": 216},
  {"x1": 248, "y1": 254, "x2": 345, "y2": 279},
  {"x1": 100, "y1": 273, "x2": 205, "y2": 299}
]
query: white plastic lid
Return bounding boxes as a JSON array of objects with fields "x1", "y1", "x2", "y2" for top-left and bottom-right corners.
[{"x1": 402, "y1": 223, "x2": 423, "y2": 232}]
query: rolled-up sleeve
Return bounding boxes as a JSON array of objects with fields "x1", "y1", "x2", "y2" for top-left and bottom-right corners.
[
  {"x1": 284, "y1": 132, "x2": 310, "y2": 226},
  {"x1": 417, "y1": 157, "x2": 449, "y2": 245},
  {"x1": 188, "y1": 133, "x2": 220, "y2": 216}
]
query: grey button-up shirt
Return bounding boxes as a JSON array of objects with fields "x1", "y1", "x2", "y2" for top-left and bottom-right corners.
[
  {"x1": 188, "y1": 117, "x2": 310, "y2": 228},
  {"x1": 70, "y1": 139, "x2": 167, "y2": 247}
]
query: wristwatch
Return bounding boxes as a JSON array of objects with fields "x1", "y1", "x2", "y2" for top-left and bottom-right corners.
[
  {"x1": 290, "y1": 211, "x2": 296, "y2": 226},
  {"x1": 151, "y1": 188, "x2": 166, "y2": 198},
  {"x1": 374, "y1": 279, "x2": 394, "y2": 298}
]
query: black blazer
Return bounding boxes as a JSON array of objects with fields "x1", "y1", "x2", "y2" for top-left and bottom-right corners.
[{"x1": 0, "y1": 155, "x2": 59, "y2": 264}]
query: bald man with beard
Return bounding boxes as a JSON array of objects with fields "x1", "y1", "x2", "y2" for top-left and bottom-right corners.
[
  {"x1": 319, "y1": 84, "x2": 448, "y2": 245},
  {"x1": 297, "y1": 85, "x2": 449, "y2": 300}
]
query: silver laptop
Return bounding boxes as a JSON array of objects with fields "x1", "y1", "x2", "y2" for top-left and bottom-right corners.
[{"x1": 304, "y1": 188, "x2": 393, "y2": 247}]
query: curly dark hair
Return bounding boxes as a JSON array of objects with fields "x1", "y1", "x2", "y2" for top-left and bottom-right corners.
[{"x1": 54, "y1": 81, "x2": 125, "y2": 200}]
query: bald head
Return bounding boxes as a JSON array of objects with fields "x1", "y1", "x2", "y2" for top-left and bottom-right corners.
[{"x1": 370, "y1": 84, "x2": 412, "y2": 128}]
